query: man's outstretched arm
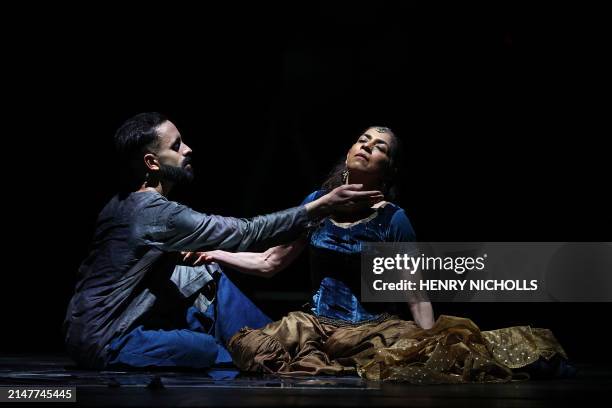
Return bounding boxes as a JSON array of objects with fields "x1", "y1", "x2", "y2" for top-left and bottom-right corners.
[{"x1": 152, "y1": 184, "x2": 382, "y2": 252}]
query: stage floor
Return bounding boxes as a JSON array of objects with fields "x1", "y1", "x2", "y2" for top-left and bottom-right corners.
[{"x1": 1, "y1": 354, "x2": 610, "y2": 407}]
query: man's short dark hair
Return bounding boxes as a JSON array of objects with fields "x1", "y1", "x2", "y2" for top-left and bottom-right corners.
[{"x1": 114, "y1": 112, "x2": 168, "y2": 163}]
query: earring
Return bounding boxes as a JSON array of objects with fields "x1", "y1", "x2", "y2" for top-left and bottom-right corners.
[{"x1": 341, "y1": 169, "x2": 349, "y2": 183}]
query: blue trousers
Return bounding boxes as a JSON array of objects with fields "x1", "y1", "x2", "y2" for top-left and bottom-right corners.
[{"x1": 107, "y1": 273, "x2": 271, "y2": 369}]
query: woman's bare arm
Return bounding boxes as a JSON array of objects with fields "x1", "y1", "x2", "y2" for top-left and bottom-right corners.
[
  {"x1": 182, "y1": 238, "x2": 307, "y2": 278},
  {"x1": 409, "y1": 301, "x2": 435, "y2": 329}
]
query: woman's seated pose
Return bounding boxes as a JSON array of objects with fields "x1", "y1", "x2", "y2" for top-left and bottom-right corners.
[{"x1": 184, "y1": 126, "x2": 573, "y2": 383}]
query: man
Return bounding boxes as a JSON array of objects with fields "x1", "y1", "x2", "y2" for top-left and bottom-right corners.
[{"x1": 63, "y1": 112, "x2": 382, "y2": 369}]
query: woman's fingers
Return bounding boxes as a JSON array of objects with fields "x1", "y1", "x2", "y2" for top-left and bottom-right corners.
[
  {"x1": 182, "y1": 251, "x2": 205, "y2": 263},
  {"x1": 194, "y1": 254, "x2": 205, "y2": 265},
  {"x1": 193, "y1": 253, "x2": 214, "y2": 266},
  {"x1": 181, "y1": 251, "x2": 217, "y2": 266}
]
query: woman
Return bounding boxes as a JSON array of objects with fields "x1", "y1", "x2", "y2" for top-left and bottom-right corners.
[{"x1": 184, "y1": 127, "x2": 571, "y2": 383}]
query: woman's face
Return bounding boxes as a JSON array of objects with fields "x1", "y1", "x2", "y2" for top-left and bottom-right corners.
[{"x1": 346, "y1": 127, "x2": 394, "y2": 178}]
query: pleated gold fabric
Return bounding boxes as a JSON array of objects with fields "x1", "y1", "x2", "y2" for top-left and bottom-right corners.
[{"x1": 228, "y1": 313, "x2": 567, "y2": 384}]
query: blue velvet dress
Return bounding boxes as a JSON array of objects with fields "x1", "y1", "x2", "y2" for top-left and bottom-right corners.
[
  {"x1": 227, "y1": 191, "x2": 576, "y2": 381},
  {"x1": 301, "y1": 191, "x2": 416, "y2": 324}
]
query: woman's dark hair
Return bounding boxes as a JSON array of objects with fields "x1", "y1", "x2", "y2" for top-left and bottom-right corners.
[{"x1": 321, "y1": 126, "x2": 403, "y2": 201}]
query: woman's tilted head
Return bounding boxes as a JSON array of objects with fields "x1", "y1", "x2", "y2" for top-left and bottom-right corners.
[
  {"x1": 346, "y1": 126, "x2": 396, "y2": 176},
  {"x1": 322, "y1": 126, "x2": 403, "y2": 201}
]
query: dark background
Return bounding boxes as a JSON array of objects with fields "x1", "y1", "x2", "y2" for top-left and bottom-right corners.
[{"x1": 5, "y1": 2, "x2": 610, "y2": 362}]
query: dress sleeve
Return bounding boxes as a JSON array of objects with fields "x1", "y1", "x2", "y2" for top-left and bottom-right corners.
[{"x1": 387, "y1": 208, "x2": 416, "y2": 242}]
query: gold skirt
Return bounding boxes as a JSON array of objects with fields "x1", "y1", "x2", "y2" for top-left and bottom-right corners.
[{"x1": 227, "y1": 312, "x2": 567, "y2": 384}]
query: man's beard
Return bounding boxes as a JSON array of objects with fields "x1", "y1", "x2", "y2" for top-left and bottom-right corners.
[{"x1": 158, "y1": 162, "x2": 194, "y2": 185}]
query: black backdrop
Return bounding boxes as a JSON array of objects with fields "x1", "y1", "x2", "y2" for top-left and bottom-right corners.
[{"x1": 5, "y1": 2, "x2": 610, "y2": 362}]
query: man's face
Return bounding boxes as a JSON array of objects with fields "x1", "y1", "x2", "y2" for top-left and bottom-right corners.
[{"x1": 151, "y1": 120, "x2": 194, "y2": 183}]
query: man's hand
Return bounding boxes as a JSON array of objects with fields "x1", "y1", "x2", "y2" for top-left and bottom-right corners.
[{"x1": 304, "y1": 184, "x2": 383, "y2": 218}]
